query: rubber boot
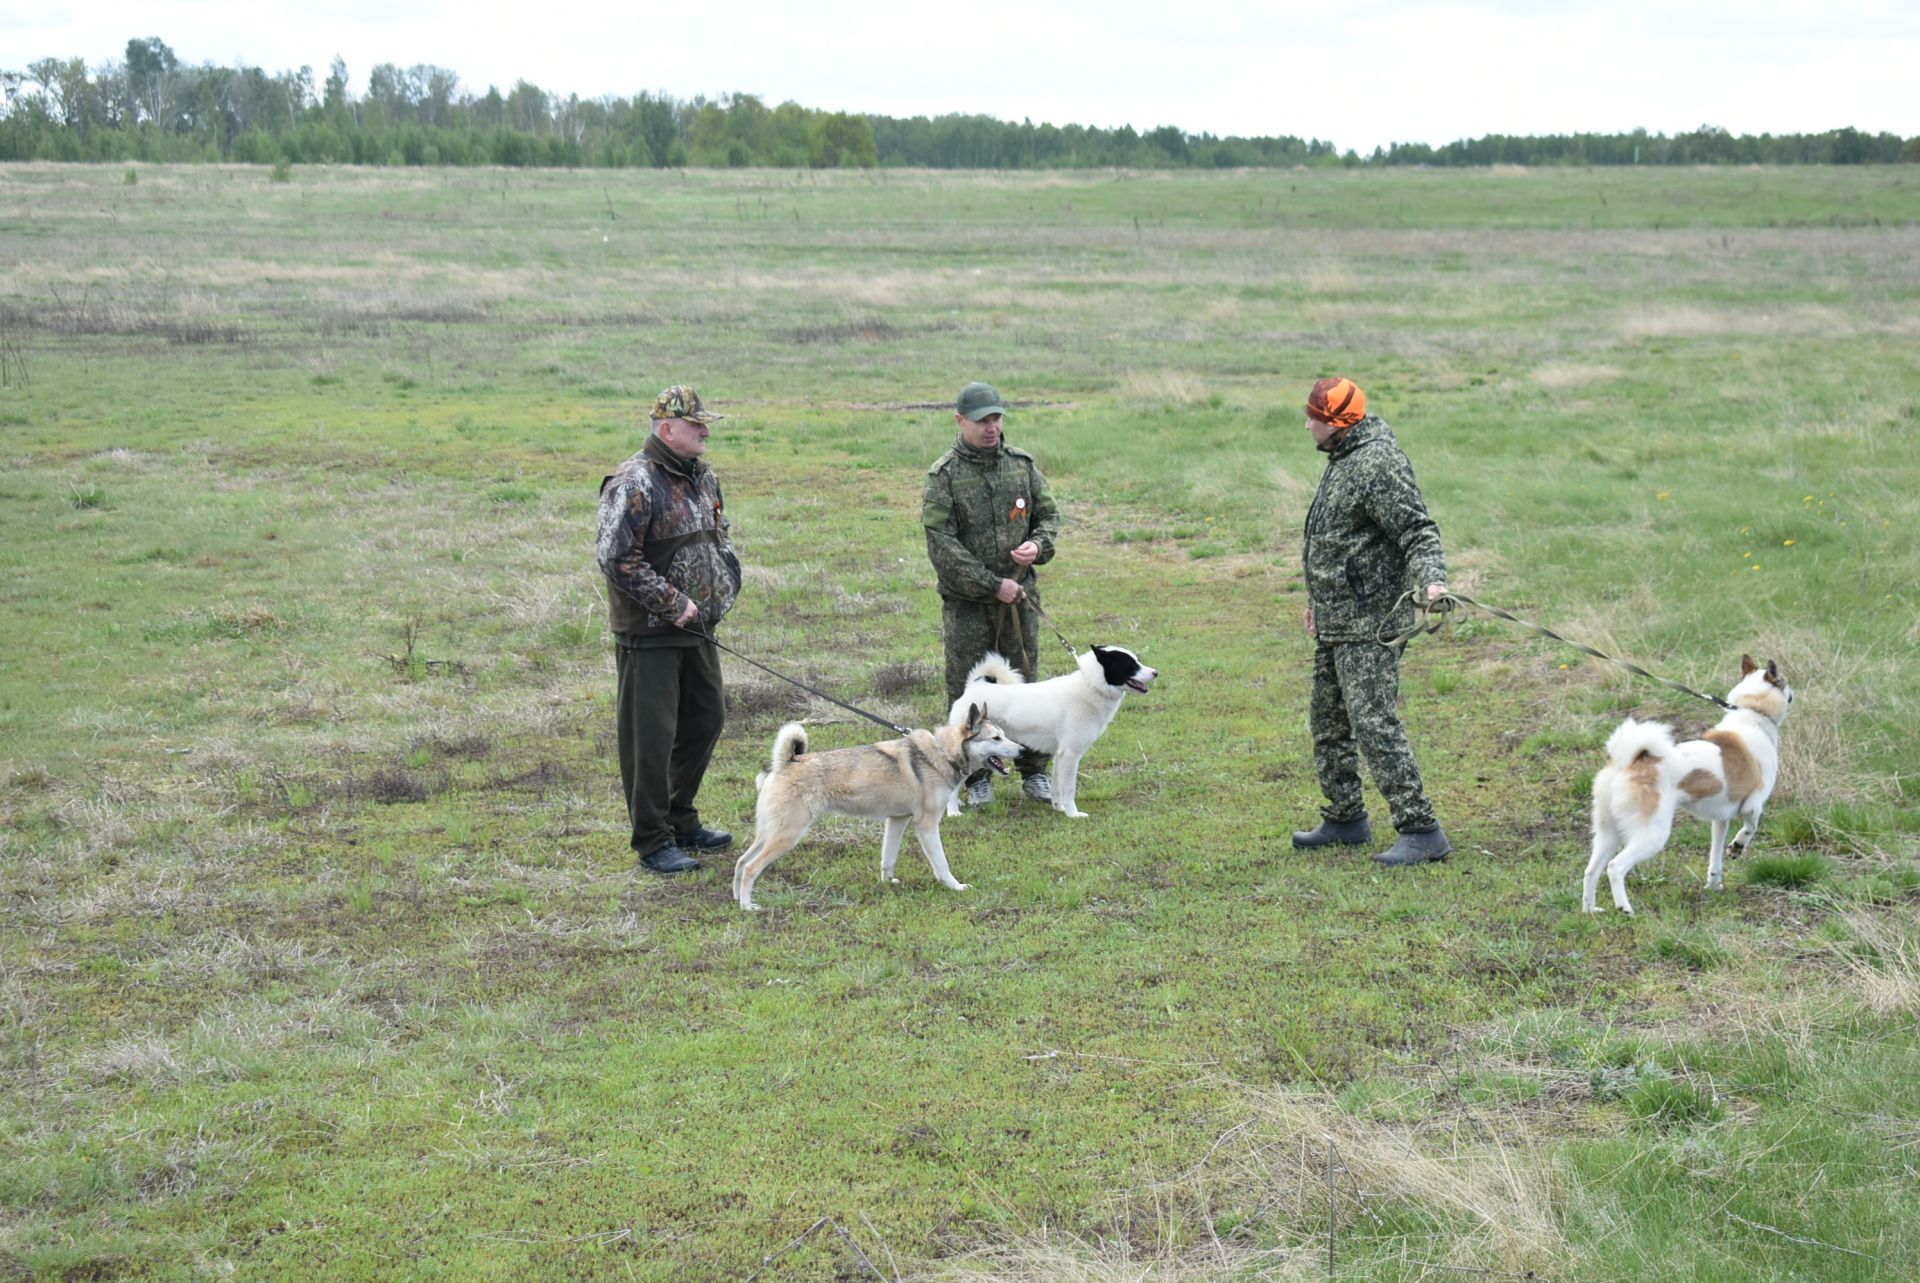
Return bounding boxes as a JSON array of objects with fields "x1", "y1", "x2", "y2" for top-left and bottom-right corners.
[
  {"x1": 1373, "y1": 826, "x2": 1452, "y2": 867},
  {"x1": 1291, "y1": 816, "x2": 1373, "y2": 848}
]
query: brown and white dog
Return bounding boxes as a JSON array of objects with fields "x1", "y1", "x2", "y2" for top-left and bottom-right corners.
[
  {"x1": 732, "y1": 705, "x2": 1023, "y2": 911},
  {"x1": 1582, "y1": 656, "x2": 1794, "y2": 914}
]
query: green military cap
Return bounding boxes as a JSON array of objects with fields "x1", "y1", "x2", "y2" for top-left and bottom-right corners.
[
  {"x1": 649, "y1": 384, "x2": 723, "y2": 423},
  {"x1": 955, "y1": 382, "x2": 1006, "y2": 422}
]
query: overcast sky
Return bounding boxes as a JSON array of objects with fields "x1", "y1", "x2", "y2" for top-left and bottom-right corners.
[{"x1": 9, "y1": 0, "x2": 1917, "y2": 153}]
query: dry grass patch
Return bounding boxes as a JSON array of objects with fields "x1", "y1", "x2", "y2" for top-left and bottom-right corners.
[
  {"x1": 1532, "y1": 362, "x2": 1624, "y2": 390},
  {"x1": 929, "y1": 1086, "x2": 1568, "y2": 1283},
  {"x1": 81, "y1": 1032, "x2": 183, "y2": 1086},
  {"x1": 1117, "y1": 369, "x2": 1210, "y2": 409},
  {"x1": 1615, "y1": 302, "x2": 1865, "y2": 342},
  {"x1": 1833, "y1": 904, "x2": 1920, "y2": 1016},
  {"x1": 1745, "y1": 626, "x2": 1899, "y2": 806}
]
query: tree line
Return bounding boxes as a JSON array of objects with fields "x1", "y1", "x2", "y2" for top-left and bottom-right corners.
[{"x1": 2, "y1": 39, "x2": 1914, "y2": 169}]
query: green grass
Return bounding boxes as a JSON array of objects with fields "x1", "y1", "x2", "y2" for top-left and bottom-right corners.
[
  {"x1": 1745, "y1": 853, "x2": 1834, "y2": 889},
  {"x1": 1, "y1": 162, "x2": 1918, "y2": 1281}
]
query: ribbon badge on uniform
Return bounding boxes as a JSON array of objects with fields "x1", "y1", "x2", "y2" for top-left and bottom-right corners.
[{"x1": 1009, "y1": 496, "x2": 1027, "y2": 521}]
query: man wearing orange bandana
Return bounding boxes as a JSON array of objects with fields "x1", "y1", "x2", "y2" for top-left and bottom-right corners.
[{"x1": 1293, "y1": 378, "x2": 1453, "y2": 866}]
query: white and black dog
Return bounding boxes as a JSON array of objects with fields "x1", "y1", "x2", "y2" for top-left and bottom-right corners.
[
  {"x1": 945, "y1": 645, "x2": 1158, "y2": 818},
  {"x1": 1583, "y1": 655, "x2": 1794, "y2": 914}
]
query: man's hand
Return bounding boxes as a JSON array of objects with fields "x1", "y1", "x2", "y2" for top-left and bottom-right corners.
[
  {"x1": 1009, "y1": 540, "x2": 1040, "y2": 567},
  {"x1": 995, "y1": 578, "x2": 1024, "y2": 604},
  {"x1": 1305, "y1": 606, "x2": 1315, "y2": 637},
  {"x1": 675, "y1": 598, "x2": 700, "y2": 628},
  {"x1": 1426, "y1": 583, "x2": 1447, "y2": 603}
]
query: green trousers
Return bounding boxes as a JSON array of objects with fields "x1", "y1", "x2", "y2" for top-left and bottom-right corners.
[
  {"x1": 615, "y1": 638, "x2": 726, "y2": 856},
  {"x1": 941, "y1": 593, "x2": 1050, "y2": 781}
]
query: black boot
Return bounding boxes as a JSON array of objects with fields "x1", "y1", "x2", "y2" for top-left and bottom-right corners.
[
  {"x1": 1291, "y1": 816, "x2": 1373, "y2": 848},
  {"x1": 677, "y1": 826, "x2": 733, "y2": 851},
  {"x1": 1373, "y1": 826, "x2": 1451, "y2": 867},
  {"x1": 641, "y1": 841, "x2": 701, "y2": 874}
]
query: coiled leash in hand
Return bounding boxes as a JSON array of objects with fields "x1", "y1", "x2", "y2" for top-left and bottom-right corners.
[
  {"x1": 1378, "y1": 589, "x2": 1736, "y2": 713},
  {"x1": 680, "y1": 620, "x2": 914, "y2": 737}
]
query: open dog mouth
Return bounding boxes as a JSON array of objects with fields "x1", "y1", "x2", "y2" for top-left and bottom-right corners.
[
  {"x1": 986, "y1": 755, "x2": 1011, "y2": 775},
  {"x1": 1126, "y1": 678, "x2": 1150, "y2": 693}
]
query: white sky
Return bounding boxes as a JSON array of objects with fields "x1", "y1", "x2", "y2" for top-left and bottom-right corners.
[{"x1": 8, "y1": 0, "x2": 1917, "y2": 154}]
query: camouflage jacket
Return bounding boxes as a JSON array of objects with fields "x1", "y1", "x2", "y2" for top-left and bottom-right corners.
[
  {"x1": 597, "y1": 435, "x2": 742, "y2": 639},
  {"x1": 921, "y1": 437, "x2": 1061, "y2": 602},
  {"x1": 1302, "y1": 417, "x2": 1447, "y2": 644}
]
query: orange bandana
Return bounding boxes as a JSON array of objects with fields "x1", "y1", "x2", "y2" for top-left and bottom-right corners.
[{"x1": 1306, "y1": 377, "x2": 1366, "y2": 428}]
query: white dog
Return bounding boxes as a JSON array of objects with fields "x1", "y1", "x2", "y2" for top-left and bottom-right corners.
[
  {"x1": 945, "y1": 645, "x2": 1158, "y2": 819},
  {"x1": 1583, "y1": 655, "x2": 1794, "y2": 914}
]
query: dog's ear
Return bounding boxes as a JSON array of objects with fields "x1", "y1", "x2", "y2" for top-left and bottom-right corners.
[
  {"x1": 1740, "y1": 654, "x2": 1758, "y2": 676},
  {"x1": 1764, "y1": 659, "x2": 1782, "y2": 685},
  {"x1": 965, "y1": 702, "x2": 984, "y2": 734}
]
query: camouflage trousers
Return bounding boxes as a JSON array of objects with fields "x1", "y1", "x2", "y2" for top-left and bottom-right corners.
[
  {"x1": 941, "y1": 592, "x2": 1050, "y2": 779},
  {"x1": 1309, "y1": 641, "x2": 1438, "y2": 833}
]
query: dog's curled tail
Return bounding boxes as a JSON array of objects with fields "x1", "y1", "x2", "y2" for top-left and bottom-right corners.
[
  {"x1": 767, "y1": 722, "x2": 808, "y2": 777},
  {"x1": 1604, "y1": 718, "x2": 1676, "y2": 771},
  {"x1": 966, "y1": 651, "x2": 1023, "y2": 687}
]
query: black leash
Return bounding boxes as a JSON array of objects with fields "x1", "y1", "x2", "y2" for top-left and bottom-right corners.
[
  {"x1": 682, "y1": 622, "x2": 914, "y2": 737},
  {"x1": 1380, "y1": 589, "x2": 1736, "y2": 712},
  {"x1": 1017, "y1": 588, "x2": 1080, "y2": 662}
]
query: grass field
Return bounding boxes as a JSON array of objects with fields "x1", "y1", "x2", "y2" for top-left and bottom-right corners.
[{"x1": 2, "y1": 161, "x2": 1919, "y2": 1281}]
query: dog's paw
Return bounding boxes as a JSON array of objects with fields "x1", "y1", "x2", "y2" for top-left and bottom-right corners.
[
  {"x1": 1707, "y1": 877, "x2": 1724, "y2": 891},
  {"x1": 884, "y1": 875, "x2": 901, "y2": 884},
  {"x1": 1061, "y1": 808, "x2": 1089, "y2": 819},
  {"x1": 1582, "y1": 904, "x2": 1603, "y2": 914},
  {"x1": 952, "y1": 882, "x2": 969, "y2": 892}
]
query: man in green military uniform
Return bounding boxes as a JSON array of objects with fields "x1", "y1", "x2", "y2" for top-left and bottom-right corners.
[
  {"x1": 922, "y1": 381, "x2": 1063, "y2": 806},
  {"x1": 1291, "y1": 377, "x2": 1454, "y2": 866},
  {"x1": 597, "y1": 385, "x2": 743, "y2": 874}
]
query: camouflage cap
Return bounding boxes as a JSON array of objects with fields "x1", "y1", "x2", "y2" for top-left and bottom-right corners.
[
  {"x1": 649, "y1": 385, "x2": 723, "y2": 424},
  {"x1": 955, "y1": 382, "x2": 1006, "y2": 422}
]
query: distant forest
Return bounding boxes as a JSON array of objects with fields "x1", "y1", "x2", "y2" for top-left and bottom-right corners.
[{"x1": 4, "y1": 39, "x2": 1916, "y2": 169}]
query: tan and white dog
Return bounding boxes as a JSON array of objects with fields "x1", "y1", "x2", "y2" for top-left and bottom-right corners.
[
  {"x1": 732, "y1": 705, "x2": 1023, "y2": 911},
  {"x1": 1582, "y1": 655, "x2": 1794, "y2": 914}
]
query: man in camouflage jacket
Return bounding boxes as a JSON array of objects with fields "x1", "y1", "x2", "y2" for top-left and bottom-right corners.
[
  {"x1": 1293, "y1": 377, "x2": 1453, "y2": 867},
  {"x1": 597, "y1": 385, "x2": 743, "y2": 874},
  {"x1": 922, "y1": 381, "x2": 1062, "y2": 805}
]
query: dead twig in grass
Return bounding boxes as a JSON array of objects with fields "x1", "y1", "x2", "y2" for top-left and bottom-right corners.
[
  {"x1": 1726, "y1": 1211, "x2": 1880, "y2": 1261},
  {"x1": 1024, "y1": 1049, "x2": 1221, "y2": 1068},
  {"x1": 745, "y1": 1216, "x2": 889, "y2": 1281}
]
